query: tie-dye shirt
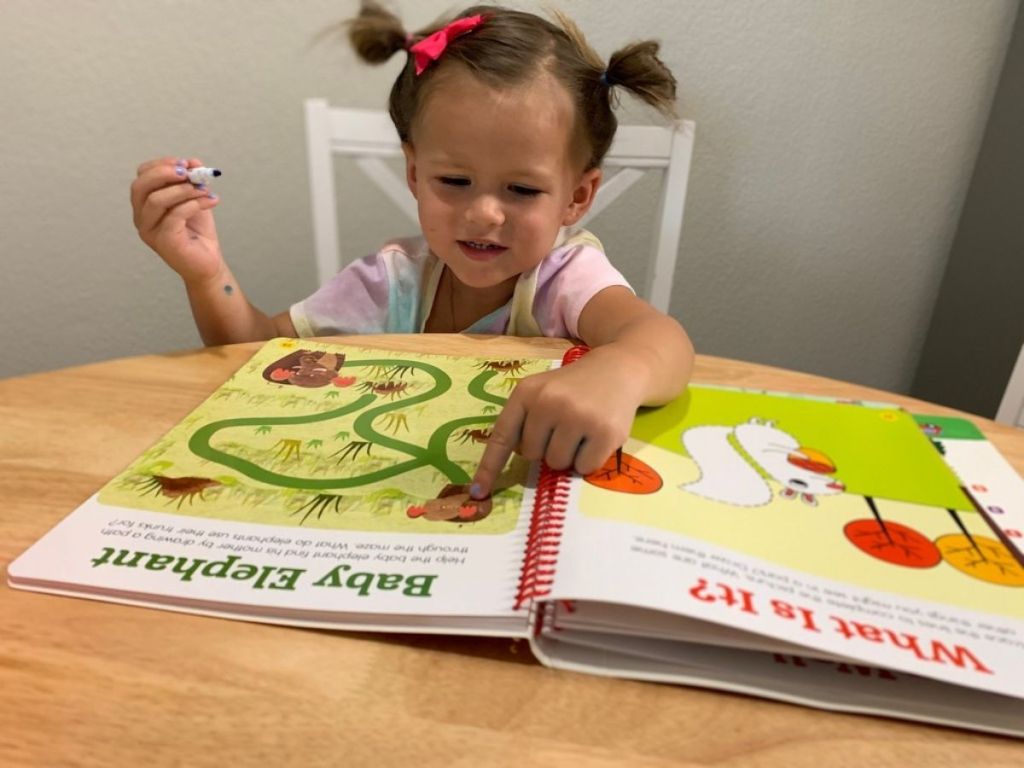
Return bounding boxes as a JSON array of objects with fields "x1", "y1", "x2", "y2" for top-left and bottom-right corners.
[{"x1": 289, "y1": 228, "x2": 631, "y2": 340}]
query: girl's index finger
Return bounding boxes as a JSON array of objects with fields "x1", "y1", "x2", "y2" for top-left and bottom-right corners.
[{"x1": 470, "y1": 399, "x2": 526, "y2": 500}]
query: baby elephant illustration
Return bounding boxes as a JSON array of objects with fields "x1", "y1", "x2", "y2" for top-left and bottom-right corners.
[
  {"x1": 406, "y1": 484, "x2": 493, "y2": 523},
  {"x1": 262, "y1": 350, "x2": 347, "y2": 388},
  {"x1": 681, "y1": 418, "x2": 845, "y2": 507}
]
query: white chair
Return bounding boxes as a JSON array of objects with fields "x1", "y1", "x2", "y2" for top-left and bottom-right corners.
[
  {"x1": 304, "y1": 98, "x2": 695, "y2": 313},
  {"x1": 995, "y1": 343, "x2": 1024, "y2": 427}
]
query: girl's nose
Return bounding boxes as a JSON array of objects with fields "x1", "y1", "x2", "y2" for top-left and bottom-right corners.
[{"x1": 466, "y1": 194, "x2": 505, "y2": 227}]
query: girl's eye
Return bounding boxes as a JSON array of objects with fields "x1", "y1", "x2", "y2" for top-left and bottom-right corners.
[
  {"x1": 440, "y1": 177, "x2": 470, "y2": 187},
  {"x1": 510, "y1": 185, "x2": 541, "y2": 197}
]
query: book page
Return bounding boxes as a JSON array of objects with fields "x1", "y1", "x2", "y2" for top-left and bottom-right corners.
[
  {"x1": 531, "y1": 629, "x2": 1024, "y2": 738},
  {"x1": 918, "y1": 413, "x2": 1024, "y2": 563},
  {"x1": 9, "y1": 340, "x2": 552, "y2": 635},
  {"x1": 542, "y1": 387, "x2": 1024, "y2": 697}
]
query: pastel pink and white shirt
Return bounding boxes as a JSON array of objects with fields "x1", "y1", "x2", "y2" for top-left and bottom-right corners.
[{"x1": 289, "y1": 228, "x2": 632, "y2": 340}]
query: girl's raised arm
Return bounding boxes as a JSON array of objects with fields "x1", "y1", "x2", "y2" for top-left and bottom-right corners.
[{"x1": 131, "y1": 157, "x2": 298, "y2": 345}]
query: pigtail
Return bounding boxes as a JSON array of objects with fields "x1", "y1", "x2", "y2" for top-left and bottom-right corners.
[
  {"x1": 605, "y1": 40, "x2": 678, "y2": 118},
  {"x1": 348, "y1": 0, "x2": 409, "y2": 64},
  {"x1": 336, "y1": 4, "x2": 678, "y2": 167}
]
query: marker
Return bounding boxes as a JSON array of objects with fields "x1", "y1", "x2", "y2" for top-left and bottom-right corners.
[{"x1": 187, "y1": 166, "x2": 221, "y2": 185}]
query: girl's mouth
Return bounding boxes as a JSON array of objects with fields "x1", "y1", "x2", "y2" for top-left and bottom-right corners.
[{"x1": 458, "y1": 240, "x2": 507, "y2": 261}]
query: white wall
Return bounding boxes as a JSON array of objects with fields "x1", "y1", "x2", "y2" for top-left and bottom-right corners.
[{"x1": 1, "y1": 0, "x2": 1017, "y2": 393}]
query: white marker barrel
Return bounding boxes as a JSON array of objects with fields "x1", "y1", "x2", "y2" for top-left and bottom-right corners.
[{"x1": 187, "y1": 167, "x2": 222, "y2": 185}]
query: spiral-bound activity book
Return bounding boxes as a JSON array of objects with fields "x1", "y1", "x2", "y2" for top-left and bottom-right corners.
[{"x1": 8, "y1": 338, "x2": 1024, "y2": 736}]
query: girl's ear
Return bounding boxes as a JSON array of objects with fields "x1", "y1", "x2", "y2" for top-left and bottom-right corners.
[
  {"x1": 402, "y1": 142, "x2": 419, "y2": 199},
  {"x1": 561, "y1": 167, "x2": 602, "y2": 226}
]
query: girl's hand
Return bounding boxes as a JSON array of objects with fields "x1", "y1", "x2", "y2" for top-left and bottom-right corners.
[
  {"x1": 130, "y1": 156, "x2": 223, "y2": 285},
  {"x1": 470, "y1": 355, "x2": 644, "y2": 498},
  {"x1": 471, "y1": 288, "x2": 694, "y2": 499}
]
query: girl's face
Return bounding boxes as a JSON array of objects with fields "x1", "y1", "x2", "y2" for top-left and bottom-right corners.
[{"x1": 403, "y1": 68, "x2": 600, "y2": 296}]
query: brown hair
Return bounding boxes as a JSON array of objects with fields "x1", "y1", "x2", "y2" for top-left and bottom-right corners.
[{"x1": 347, "y1": 2, "x2": 678, "y2": 170}]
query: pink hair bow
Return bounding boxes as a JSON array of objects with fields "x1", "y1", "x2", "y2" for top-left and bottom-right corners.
[{"x1": 409, "y1": 14, "x2": 485, "y2": 76}]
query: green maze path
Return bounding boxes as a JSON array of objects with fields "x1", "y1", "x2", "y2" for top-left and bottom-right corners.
[{"x1": 188, "y1": 358, "x2": 506, "y2": 489}]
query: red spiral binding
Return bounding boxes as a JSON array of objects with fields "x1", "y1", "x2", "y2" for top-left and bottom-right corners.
[
  {"x1": 560, "y1": 344, "x2": 591, "y2": 366},
  {"x1": 514, "y1": 462, "x2": 571, "y2": 609},
  {"x1": 513, "y1": 344, "x2": 590, "y2": 610}
]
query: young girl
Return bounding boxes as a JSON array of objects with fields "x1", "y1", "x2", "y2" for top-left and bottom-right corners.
[{"x1": 130, "y1": 2, "x2": 695, "y2": 500}]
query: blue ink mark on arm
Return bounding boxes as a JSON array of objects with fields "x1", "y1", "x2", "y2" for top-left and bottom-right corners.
[{"x1": 224, "y1": 284, "x2": 234, "y2": 296}]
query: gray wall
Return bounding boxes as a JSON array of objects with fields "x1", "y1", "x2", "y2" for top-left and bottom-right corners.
[
  {"x1": 911, "y1": 2, "x2": 1024, "y2": 418},
  {"x1": 1, "y1": 0, "x2": 1018, "y2": 396}
]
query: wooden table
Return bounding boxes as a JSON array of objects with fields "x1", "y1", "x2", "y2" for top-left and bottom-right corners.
[{"x1": 1, "y1": 334, "x2": 1021, "y2": 767}]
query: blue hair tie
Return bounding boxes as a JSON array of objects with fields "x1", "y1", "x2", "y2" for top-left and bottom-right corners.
[{"x1": 599, "y1": 70, "x2": 613, "y2": 87}]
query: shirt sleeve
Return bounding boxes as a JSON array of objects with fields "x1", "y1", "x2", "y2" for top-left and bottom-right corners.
[
  {"x1": 289, "y1": 252, "x2": 391, "y2": 337},
  {"x1": 532, "y1": 232, "x2": 634, "y2": 340}
]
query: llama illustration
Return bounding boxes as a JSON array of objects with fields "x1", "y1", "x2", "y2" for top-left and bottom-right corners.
[{"x1": 681, "y1": 418, "x2": 845, "y2": 507}]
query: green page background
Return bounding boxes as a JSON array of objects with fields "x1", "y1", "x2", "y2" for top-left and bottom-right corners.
[
  {"x1": 97, "y1": 339, "x2": 551, "y2": 534},
  {"x1": 632, "y1": 387, "x2": 971, "y2": 511}
]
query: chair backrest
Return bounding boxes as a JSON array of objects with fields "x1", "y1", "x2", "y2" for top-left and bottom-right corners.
[
  {"x1": 995, "y1": 343, "x2": 1024, "y2": 427},
  {"x1": 304, "y1": 98, "x2": 695, "y2": 313}
]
